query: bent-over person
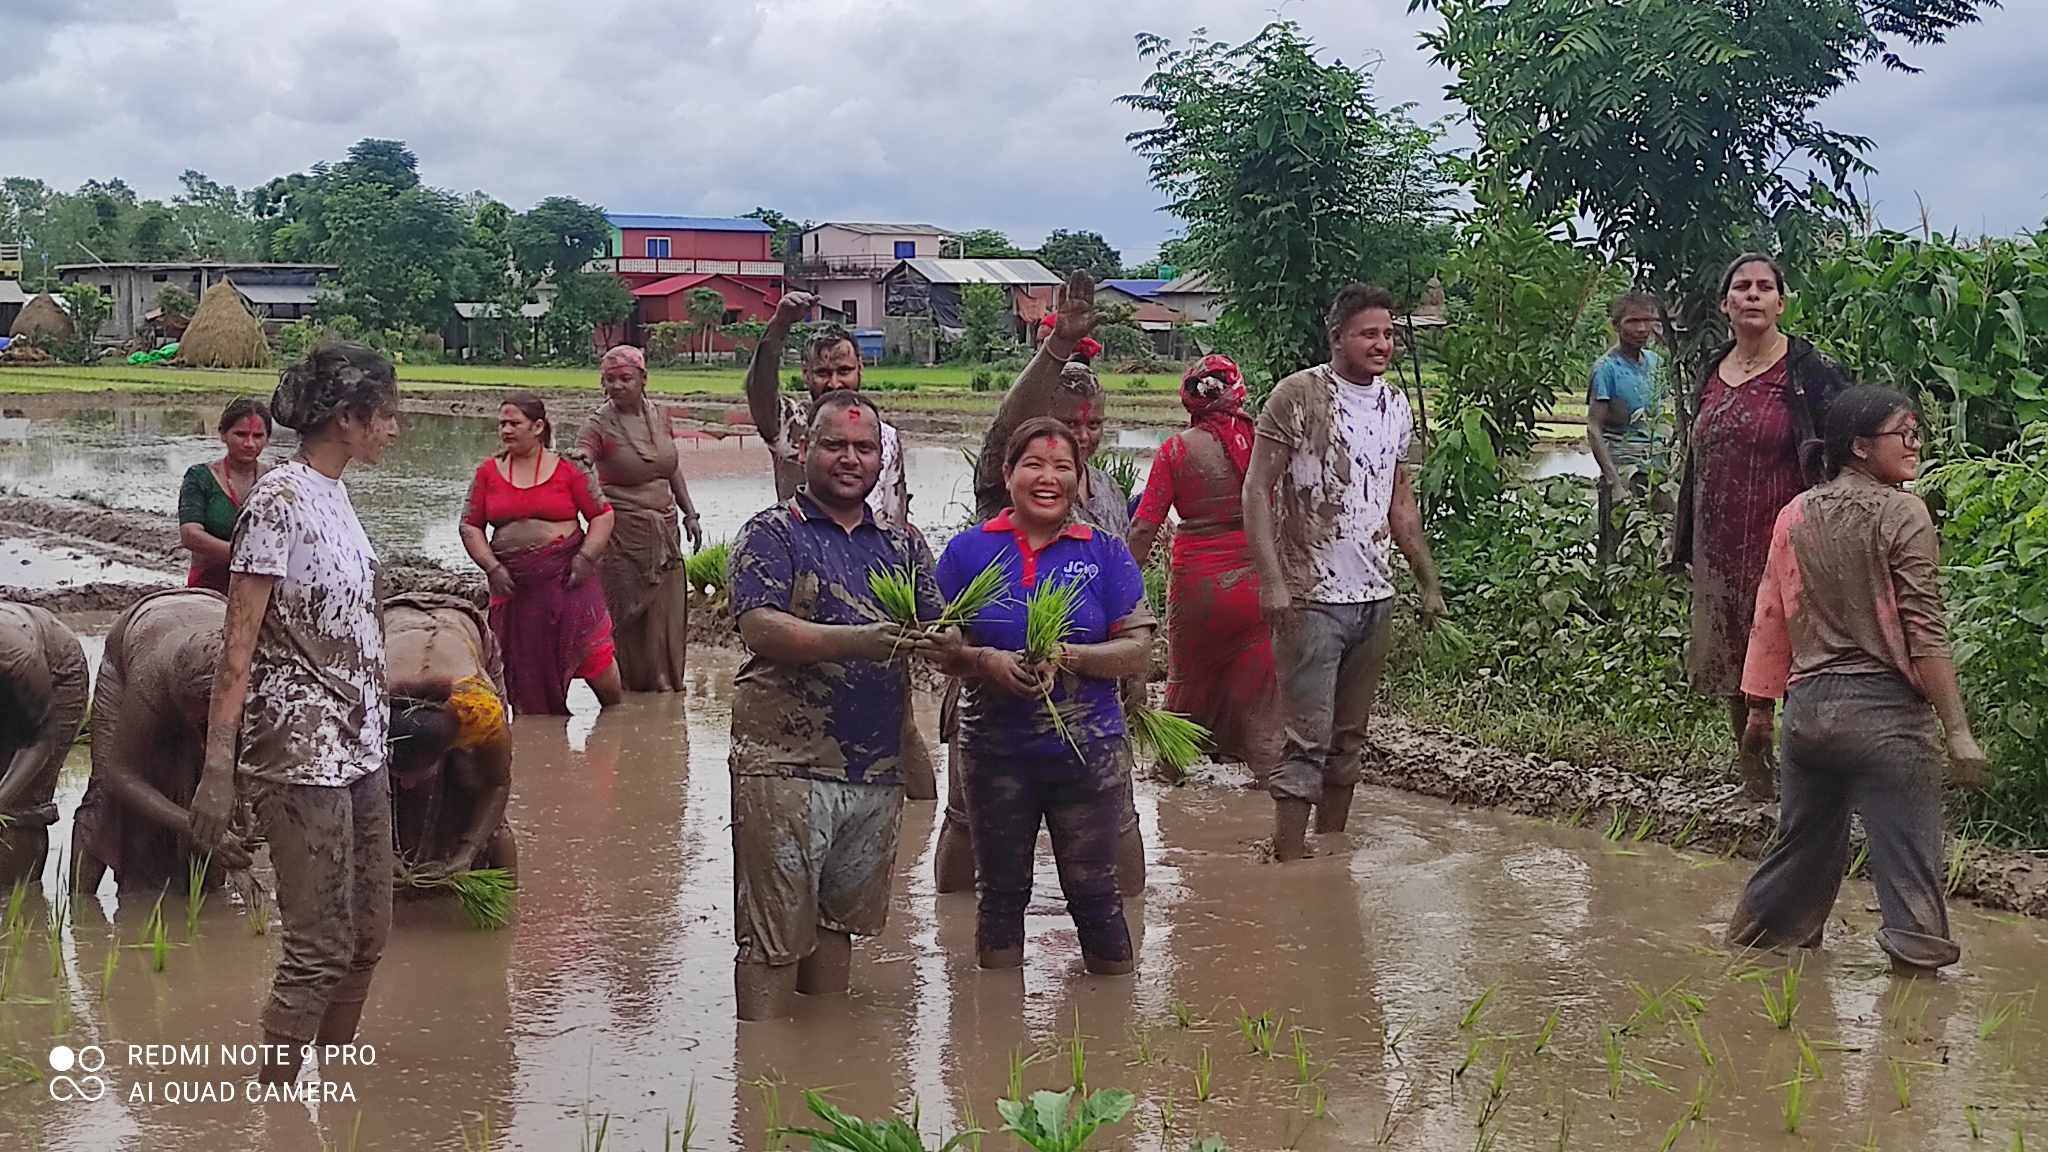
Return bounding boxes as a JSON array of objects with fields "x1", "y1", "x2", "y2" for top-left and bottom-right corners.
[
  {"x1": 727, "y1": 391, "x2": 939, "y2": 1020},
  {"x1": 385, "y1": 592, "x2": 516, "y2": 887},
  {"x1": 72, "y1": 588, "x2": 251, "y2": 897},
  {"x1": 0, "y1": 600, "x2": 88, "y2": 886}
]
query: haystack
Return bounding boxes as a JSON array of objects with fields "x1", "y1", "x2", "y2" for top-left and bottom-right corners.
[
  {"x1": 8, "y1": 293, "x2": 73, "y2": 343},
  {"x1": 178, "y1": 281, "x2": 273, "y2": 369}
]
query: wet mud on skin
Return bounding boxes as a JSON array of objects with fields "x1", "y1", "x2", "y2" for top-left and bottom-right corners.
[{"x1": 4, "y1": 644, "x2": 2045, "y2": 1151}]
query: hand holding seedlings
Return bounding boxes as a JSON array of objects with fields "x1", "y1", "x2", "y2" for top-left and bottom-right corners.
[{"x1": 979, "y1": 648, "x2": 1049, "y2": 698}]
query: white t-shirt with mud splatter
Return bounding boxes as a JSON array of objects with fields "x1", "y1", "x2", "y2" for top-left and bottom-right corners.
[
  {"x1": 1254, "y1": 365, "x2": 1412, "y2": 605},
  {"x1": 229, "y1": 460, "x2": 387, "y2": 787}
]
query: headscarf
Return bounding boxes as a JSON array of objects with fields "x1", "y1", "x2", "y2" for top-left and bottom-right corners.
[
  {"x1": 599, "y1": 345, "x2": 647, "y2": 378},
  {"x1": 1038, "y1": 312, "x2": 1103, "y2": 361},
  {"x1": 1181, "y1": 354, "x2": 1254, "y2": 477}
]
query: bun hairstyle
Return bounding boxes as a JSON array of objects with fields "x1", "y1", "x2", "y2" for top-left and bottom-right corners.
[
  {"x1": 271, "y1": 340, "x2": 397, "y2": 436},
  {"x1": 502, "y1": 391, "x2": 552, "y2": 448},
  {"x1": 1823, "y1": 384, "x2": 1914, "y2": 478},
  {"x1": 217, "y1": 396, "x2": 273, "y2": 436},
  {"x1": 1003, "y1": 415, "x2": 1082, "y2": 472}
]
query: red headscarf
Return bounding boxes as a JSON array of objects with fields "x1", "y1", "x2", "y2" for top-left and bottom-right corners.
[
  {"x1": 1038, "y1": 311, "x2": 1103, "y2": 361},
  {"x1": 1181, "y1": 354, "x2": 1254, "y2": 476}
]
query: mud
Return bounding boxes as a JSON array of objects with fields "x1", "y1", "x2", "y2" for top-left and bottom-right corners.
[{"x1": 4, "y1": 644, "x2": 2045, "y2": 1152}]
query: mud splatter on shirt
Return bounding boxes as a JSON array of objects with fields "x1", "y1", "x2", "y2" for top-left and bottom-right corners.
[
  {"x1": 229, "y1": 460, "x2": 387, "y2": 787},
  {"x1": 728, "y1": 492, "x2": 939, "y2": 784},
  {"x1": 1254, "y1": 365, "x2": 1412, "y2": 604},
  {"x1": 765, "y1": 393, "x2": 909, "y2": 533}
]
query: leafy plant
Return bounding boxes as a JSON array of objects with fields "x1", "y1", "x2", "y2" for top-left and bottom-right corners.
[
  {"x1": 776, "y1": 1090, "x2": 979, "y2": 1152},
  {"x1": 995, "y1": 1087, "x2": 1134, "y2": 1152}
]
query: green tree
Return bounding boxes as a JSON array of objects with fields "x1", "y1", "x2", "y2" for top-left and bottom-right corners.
[
  {"x1": 172, "y1": 170, "x2": 255, "y2": 259},
  {"x1": 744, "y1": 207, "x2": 805, "y2": 260},
  {"x1": 1122, "y1": 21, "x2": 1453, "y2": 391},
  {"x1": 957, "y1": 282, "x2": 1011, "y2": 361},
  {"x1": 686, "y1": 287, "x2": 727, "y2": 361},
  {"x1": 128, "y1": 201, "x2": 181, "y2": 261},
  {"x1": 1124, "y1": 235, "x2": 1199, "y2": 279},
  {"x1": 509, "y1": 196, "x2": 611, "y2": 283},
  {"x1": 58, "y1": 282, "x2": 112, "y2": 361},
  {"x1": 543, "y1": 269, "x2": 635, "y2": 360},
  {"x1": 954, "y1": 228, "x2": 1023, "y2": 259},
  {"x1": 1035, "y1": 229, "x2": 1122, "y2": 279},
  {"x1": 1410, "y1": 0, "x2": 1997, "y2": 363}
]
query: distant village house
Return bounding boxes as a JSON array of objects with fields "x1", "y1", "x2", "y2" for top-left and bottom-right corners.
[
  {"x1": 791, "y1": 222, "x2": 952, "y2": 329},
  {"x1": 55, "y1": 262, "x2": 333, "y2": 342}
]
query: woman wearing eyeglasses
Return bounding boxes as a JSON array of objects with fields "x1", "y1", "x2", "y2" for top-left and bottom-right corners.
[
  {"x1": 1668, "y1": 253, "x2": 1850, "y2": 798},
  {"x1": 1727, "y1": 385, "x2": 1988, "y2": 974}
]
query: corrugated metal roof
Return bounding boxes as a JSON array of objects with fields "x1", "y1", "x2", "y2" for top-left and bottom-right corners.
[
  {"x1": 606, "y1": 213, "x2": 772, "y2": 233},
  {"x1": 232, "y1": 283, "x2": 321, "y2": 307},
  {"x1": 1101, "y1": 278, "x2": 1169, "y2": 299},
  {"x1": 811, "y1": 222, "x2": 951, "y2": 237},
  {"x1": 630, "y1": 273, "x2": 717, "y2": 297},
  {"x1": 1157, "y1": 270, "x2": 1217, "y2": 295},
  {"x1": 894, "y1": 258, "x2": 1059, "y2": 286}
]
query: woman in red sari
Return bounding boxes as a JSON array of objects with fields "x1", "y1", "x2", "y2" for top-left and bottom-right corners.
[
  {"x1": 459, "y1": 393, "x2": 622, "y2": 715},
  {"x1": 1129, "y1": 355, "x2": 1281, "y2": 782}
]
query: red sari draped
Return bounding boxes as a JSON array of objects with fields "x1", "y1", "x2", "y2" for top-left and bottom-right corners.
[{"x1": 489, "y1": 533, "x2": 615, "y2": 716}]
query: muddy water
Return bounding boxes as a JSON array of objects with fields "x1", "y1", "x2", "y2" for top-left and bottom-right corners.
[
  {"x1": 0, "y1": 536, "x2": 171, "y2": 589},
  {"x1": 0, "y1": 403, "x2": 1160, "y2": 574},
  {"x1": 4, "y1": 641, "x2": 2044, "y2": 1151}
]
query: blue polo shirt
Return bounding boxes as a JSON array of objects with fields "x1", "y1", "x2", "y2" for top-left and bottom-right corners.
[
  {"x1": 937, "y1": 510, "x2": 1152, "y2": 763},
  {"x1": 729, "y1": 492, "x2": 940, "y2": 785}
]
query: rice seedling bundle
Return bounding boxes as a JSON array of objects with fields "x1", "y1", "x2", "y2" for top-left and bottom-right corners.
[
  {"x1": 685, "y1": 542, "x2": 731, "y2": 595},
  {"x1": 1022, "y1": 577, "x2": 1089, "y2": 760},
  {"x1": 868, "y1": 556, "x2": 1009, "y2": 632},
  {"x1": 1128, "y1": 706, "x2": 1210, "y2": 781},
  {"x1": 403, "y1": 867, "x2": 515, "y2": 930}
]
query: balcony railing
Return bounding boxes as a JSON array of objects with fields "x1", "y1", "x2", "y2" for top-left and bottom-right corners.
[
  {"x1": 786, "y1": 253, "x2": 907, "y2": 280},
  {"x1": 0, "y1": 244, "x2": 21, "y2": 278},
  {"x1": 584, "y1": 257, "x2": 784, "y2": 278}
]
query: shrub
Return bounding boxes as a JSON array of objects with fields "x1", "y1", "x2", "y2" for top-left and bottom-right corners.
[{"x1": 970, "y1": 370, "x2": 995, "y2": 393}]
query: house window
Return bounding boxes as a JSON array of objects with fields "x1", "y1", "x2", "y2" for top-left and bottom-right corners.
[
  {"x1": 893, "y1": 240, "x2": 916, "y2": 259},
  {"x1": 151, "y1": 272, "x2": 169, "y2": 283},
  {"x1": 723, "y1": 309, "x2": 741, "y2": 325},
  {"x1": 646, "y1": 236, "x2": 671, "y2": 259},
  {"x1": 841, "y1": 299, "x2": 858, "y2": 324}
]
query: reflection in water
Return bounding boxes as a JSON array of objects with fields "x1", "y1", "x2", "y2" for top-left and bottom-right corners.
[{"x1": 6, "y1": 646, "x2": 2048, "y2": 1150}]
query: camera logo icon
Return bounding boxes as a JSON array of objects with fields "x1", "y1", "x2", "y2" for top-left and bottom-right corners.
[{"x1": 48, "y1": 1045, "x2": 108, "y2": 1102}]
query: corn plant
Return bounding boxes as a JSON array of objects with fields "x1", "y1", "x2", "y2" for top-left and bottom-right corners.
[
  {"x1": 777, "y1": 1090, "x2": 980, "y2": 1152},
  {"x1": 996, "y1": 1086, "x2": 1134, "y2": 1152}
]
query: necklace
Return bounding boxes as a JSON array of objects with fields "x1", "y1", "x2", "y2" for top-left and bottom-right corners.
[
  {"x1": 220, "y1": 460, "x2": 253, "y2": 503},
  {"x1": 1731, "y1": 333, "x2": 1787, "y2": 378}
]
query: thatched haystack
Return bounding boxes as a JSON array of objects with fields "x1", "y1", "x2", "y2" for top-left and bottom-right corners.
[
  {"x1": 8, "y1": 293, "x2": 73, "y2": 343},
  {"x1": 177, "y1": 281, "x2": 273, "y2": 369}
]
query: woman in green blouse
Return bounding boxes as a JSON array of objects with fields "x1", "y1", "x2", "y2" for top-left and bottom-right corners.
[{"x1": 178, "y1": 397, "x2": 272, "y2": 592}]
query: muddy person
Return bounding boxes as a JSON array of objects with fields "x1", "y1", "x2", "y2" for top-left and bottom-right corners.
[
  {"x1": 1728, "y1": 385, "x2": 1988, "y2": 974},
  {"x1": 929, "y1": 417, "x2": 1156, "y2": 974},
  {"x1": 1668, "y1": 253, "x2": 1849, "y2": 797},
  {"x1": 190, "y1": 340, "x2": 400, "y2": 1087},
  {"x1": 934, "y1": 270, "x2": 1148, "y2": 894},
  {"x1": 1584, "y1": 290, "x2": 1665, "y2": 503},
  {"x1": 744, "y1": 292, "x2": 936, "y2": 800},
  {"x1": 460, "y1": 392, "x2": 621, "y2": 716},
  {"x1": 1242, "y1": 284, "x2": 1446, "y2": 862},
  {"x1": 580, "y1": 346, "x2": 703, "y2": 695},
  {"x1": 0, "y1": 599, "x2": 88, "y2": 886},
  {"x1": 1129, "y1": 354, "x2": 1282, "y2": 785},
  {"x1": 384, "y1": 592, "x2": 516, "y2": 888},
  {"x1": 178, "y1": 396, "x2": 273, "y2": 593},
  {"x1": 726, "y1": 391, "x2": 939, "y2": 1020},
  {"x1": 72, "y1": 588, "x2": 255, "y2": 898}
]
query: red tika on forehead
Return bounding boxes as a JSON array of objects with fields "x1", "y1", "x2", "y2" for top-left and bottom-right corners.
[{"x1": 846, "y1": 406, "x2": 862, "y2": 421}]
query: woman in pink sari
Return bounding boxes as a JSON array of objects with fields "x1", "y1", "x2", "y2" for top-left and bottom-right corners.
[
  {"x1": 459, "y1": 392, "x2": 621, "y2": 715},
  {"x1": 1128, "y1": 355, "x2": 1281, "y2": 782}
]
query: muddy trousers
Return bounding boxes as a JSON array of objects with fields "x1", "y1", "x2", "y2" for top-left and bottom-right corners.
[
  {"x1": 1270, "y1": 600, "x2": 1392, "y2": 804},
  {"x1": 251, "y1": 767, "x2": 394, "y2": 1043},
  {"x1": 1727, "y1": 673, "x2": 1959, "y2": 970},
  {"x1": 965, "y1": 741, "x2": 1132, "y2": 964}
]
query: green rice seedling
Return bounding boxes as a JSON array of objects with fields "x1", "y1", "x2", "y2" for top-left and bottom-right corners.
[
  {"x1": 1383, "y1": 1019, "x2": 1408, "y2": 1059},
  {"x1": 4, "y1": 1053, "x2": 43, "y2": 1085},
  {"x1": 1673, "y1": 987, "x2": 1709, "y2": 1018},
  {"x1": 1129, "y1": 707, "x2": 1211, "y2": 782},
  {"x1": 1888, "y1": 1056, "x2": 1912, "y2": 1111},
  {"x1": 1476, "y1": 1051, "x2": 1510, "y2": 1128},
  {"x1": 1022, "y1": 577, "x2": 1089, "y2": 760},
  {"x1": 402, "y1": 867, "x2": 515, "y2": 929},
  {"x1": 1096, "y1": 450, "x2": 1142, "y2": 504},
  {"x1": 1188, "y1": 1139, "x2": 1226, "y2": 1152},
  {"x1": 753, "y1": 1078, "x2": 788, "y2": 1151},
  {"x1": 1308, "y1": 1080, "x2": 1327, "y2": 1119},
  {"x1": 1006, "y1": 1047, "x2": 1036, "y2": 1103},
  {"x1": 46, "y1": 881, "x2": 68, "y2": 981},
  {"x1": 1624, "y1": 982, "x2": 1668, "y2": 1034},
  {"x1": 1978, "y1": 990, "x2": 2033, "y2": 1042},
  {"x1": 1631, "y1": 810, "x2": 1655, "y2": 842},
  {"x1": 1373, "y1": 1087, "x2": 1410, "y2": 1147},
  {"x1": 1946, "y1": 835, "x2": 1973, "y2": 897},
  {"x1": 1849, "y1": 840, "x2": 1870, "y2": 878},
  {"x1": 184, "y1": 852, "x2": 211, "y2": 938},
  {"x1": 1454, "y1": 1037, "x2": 1484, "y2": 1081},
  {"x1": 996, "y1": 1085, "x2": 1134, "y2": 1152},
  {"x1": 1672, "y1": 812, "x2": 1700, "y2": 849},
  {"x1": 871, "y1": 556, "x2": 1011, "y2": 633},
  {"x1": 1291, "y1": 1028, "x2": 1314, "y2": 1082},
  {"x1": 685, "y1": 542, "x2": 731, "y2": 596},
  {"x1": 1760, "y1": 960, "x2": 1802, "y2": 1030},
  {"x1": 777, "y1": 1089, "x2": 981, "y2": 1152},
  {"x1": 1235, "y1": 1007, "x2": 1281, "y2": 1057},
  {"x1": 1560, "y1": 802, "x2": 1588, "y2": 828},
  {"x1": 1778, "y1": 1071, "x2": 1810, "y2": 1134},
  {"x1": 1169, "y1": 1000, "x2": 1196, "y2": 1029},
  {"x1": 1127, "y1": 1026, "x2": 1155, "y2": 1067},
  {"x1": 1603, "y1": 807, "x2": 1631, "y2": 842},
  {"x1": 142, "y1": 892, "x2": 169, "y2": 973},
  {"x1": 676, "y1": 1080, "x2": 699, "y2": 1151},
  {"x1": 1533, "y1": 1007, "x2": 1560, "y2": 1055},
  {"x1": 2013, "y1": 1117, "x2": 2027, "y2": 1152},
  {"x1": 581, "y1": 1110, "x2": 610, "y2": 1152},
  {"x1": 1603, "y1": 1029, "x2": 1625, "y2": 1100},
  {"x1": 98, "y1": 943, "x2": 117, "y2": 1001},
  {"x1": 1681, "y1": 1014, "x2": 1715, "y2": 1071},
  {"x1": 1688, "y1": 1072, "x2": 1712, "y2": 1122},
  {"x1": 461, "y1": 1111, "x2": 495, "y2": 1152},
  {"x1": 1193, "y1": 1046, "x2": 1213, "y2": 1103},
  {"x1": 1967, "y1": 1103, "x2": 1985, "y2": 1140},
  {"x1": 1552, "y1": 1105, "x2": 1570, "y2": 1152},
  {"x1": 1796, "y1": 1033, "x2": 1826, "y2": 1081},
  {"x1": 1069, "y1": 1016, "x2": 1088, "y2": 1094},
  {"x1": 1657, "y1": 1114, "x2": 1688, "y2": 1152},
  {"x1": 1460, "y1": 982, "x2": 1499, "y2": 1031},
  {"x1": 1860, "y1": 1121, "x2": 1880, "y2": 1152}
]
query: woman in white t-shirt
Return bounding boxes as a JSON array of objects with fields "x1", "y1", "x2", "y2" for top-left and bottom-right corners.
[{"x1": 190, "y1": 341, "x2": 400, "y2": 1087}]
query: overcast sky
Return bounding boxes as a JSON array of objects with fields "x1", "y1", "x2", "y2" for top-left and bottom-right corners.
[{"x1": 6, "y1": 0, "x2": 2043, "y2": 262}]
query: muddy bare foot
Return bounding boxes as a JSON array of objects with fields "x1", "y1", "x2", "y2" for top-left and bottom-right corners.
[
  {"x1": 1272, "y1": 799, "x2": 1312, "y2": 862},
  {"x1": 977, "y1": 946, "x2": 1023, "y2": 969},
  {"x1": 1314, "y1": 784, "x2": 1355, "y2": 833}
]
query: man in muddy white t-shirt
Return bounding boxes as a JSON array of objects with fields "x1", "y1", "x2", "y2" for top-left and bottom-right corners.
[{"x1": 1242, "y1": 283, "x2": 1447, "y2": 862}]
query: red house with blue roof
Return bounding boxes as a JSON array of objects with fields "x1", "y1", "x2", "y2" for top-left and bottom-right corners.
[{"x1": 586, "y1": 213, "x2": 786, "y2": 352}]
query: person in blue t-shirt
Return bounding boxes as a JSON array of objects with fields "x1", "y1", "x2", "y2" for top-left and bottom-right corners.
[
  {"x1": 929, "y1": 416, "x2": 1157, "y2": 975},
  {"x1": 1585, "y1": 290, "x2": 1666, "y2": 496}
]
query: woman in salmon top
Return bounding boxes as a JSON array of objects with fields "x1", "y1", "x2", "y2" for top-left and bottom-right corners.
[{"x1": 459, "y1": 392, "x2": 621, "y2": 715}]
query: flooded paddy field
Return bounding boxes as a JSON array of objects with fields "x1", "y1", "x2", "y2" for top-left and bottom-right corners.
[{"x1": 4, "y1": 394, "x2": 2036, "y2": 1151}]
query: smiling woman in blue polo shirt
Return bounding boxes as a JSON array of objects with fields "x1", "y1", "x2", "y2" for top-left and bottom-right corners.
[{"x1": 932, "y1": 415, "x2": 1156, "y2": 975}]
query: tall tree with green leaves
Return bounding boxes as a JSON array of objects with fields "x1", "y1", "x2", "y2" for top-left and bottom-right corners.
[
  {"x1": 510, "y1": 196, "x2": 612, "y2": 283},
  {"x1": 687, "y1": 287, "x2": 728, "y2": 362},
  {"x1": 1035, "y1": 229, "x2": 1122, "y2": 279},
  {"x1": 1122, "y1": 21, "x2": 1453, "y2": 390},
  {"x1": 1409, "y1": 0, "x2": 1997, "y2": 361},
  {"x1": 957, "y1": 282, "x2": 1012, "y2": 362},
  {"x1": 744, "y1": 207, "x2": 805, "y2": 261},
  {"x1": 954, "y1": 228, "x2": 1023, "y2": 259}
]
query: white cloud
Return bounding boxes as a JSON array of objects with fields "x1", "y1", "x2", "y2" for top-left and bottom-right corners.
[{"x1": 2, "y1": 0, "x2": 2038, "y2": 261}]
